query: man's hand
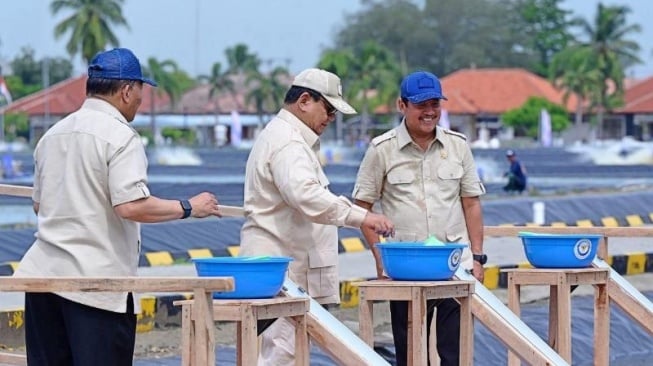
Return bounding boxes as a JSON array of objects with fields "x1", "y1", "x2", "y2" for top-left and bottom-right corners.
[
  {"x1": 361, "y1": 212, "x2": 395, "y2": 238},
  {"x1": 472, "y1": 261, "x2": 485, "y2": 282},
  {"x1": 189, "y1": 192, "x2": 222, "y2": 218}
]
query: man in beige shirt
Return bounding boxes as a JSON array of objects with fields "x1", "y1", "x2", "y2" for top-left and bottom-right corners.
[
  {"x1": 15, "y1": 48, "x2": 222, "y2": 365},
  {"x1": 240, "y1": 68, "x2": 395, "y2": 365},
  {"x1": 353, "y1": 71, "x2": 486, "y2": 366}
]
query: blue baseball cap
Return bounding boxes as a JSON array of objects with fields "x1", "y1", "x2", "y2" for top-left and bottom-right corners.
[
  {"x1": 400, "y1": 71, "x2": 446, "y2": 103},
  {"x1": 88, "y1": 48, "x2": 157, "y2": 86}
]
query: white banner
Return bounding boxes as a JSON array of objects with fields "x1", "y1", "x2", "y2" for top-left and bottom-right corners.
[
  {"x1": 230, "y1": 110, "x2": 242, "y2": 147},
  {"x1": 539, "y1": 108, "x2": 552, "y2": 147}
]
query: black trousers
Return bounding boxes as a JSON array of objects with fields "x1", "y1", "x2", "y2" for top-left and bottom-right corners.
[
  {"x1": 25, "y1": 292, "x2": 136, "y2": 366},
  {"x1": 390, "y1": 298, "x2": 460, "y2": 366}
]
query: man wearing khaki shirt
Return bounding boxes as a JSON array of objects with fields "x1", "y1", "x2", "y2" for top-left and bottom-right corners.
[
  {"x1": 15, "y1": 48, "x2": 223, "y2": 365},
  {"x1": 353, "y1": 71, "x2": 486, "y2": 366},
  {"x1": 240, "y1": 68, "x2": 395, "y2": 365}
]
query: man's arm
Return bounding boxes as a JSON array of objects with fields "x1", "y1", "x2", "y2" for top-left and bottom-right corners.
[
  {"x1": 114, "y1": 192, "x2": 221, "y2": 223},
  {"x1": 461, "y1": 195, "x2": 484, "y2": 282},
  {"x1": 355, "y1": 199, "x2": 387, "y2": 279}
]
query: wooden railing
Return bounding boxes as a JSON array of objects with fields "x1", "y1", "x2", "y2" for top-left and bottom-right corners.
[{"x1": 0, "y1": 277, "x2": 234, "y2": 366}]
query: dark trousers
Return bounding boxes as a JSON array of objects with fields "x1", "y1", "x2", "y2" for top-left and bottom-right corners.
[
  {"x1": 390, "y1": 298, "x2": 460, "y2": 366},
  {"x1": 25, "y1": 292, "x2": 136, "y2": 366}
]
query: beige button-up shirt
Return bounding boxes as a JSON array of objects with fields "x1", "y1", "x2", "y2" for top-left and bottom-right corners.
[
  {"x1": 14, "y1": 98, "x2": 150, "y2": 313},
  {"x1": 240, "y1": 109, "x2": 367, "y2": 303},
  {"x1": 353, "y1": 121, "x2": 485, "y2": 267}
]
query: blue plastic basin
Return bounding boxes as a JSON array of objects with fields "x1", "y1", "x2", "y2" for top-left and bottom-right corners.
[
  {"x1": 377, "y1": 242, "x2": 466, "y2": 281},
  {"x1": 193, "y1": 256, "x2": 293, "y2": 299},
  {"x1": 518, "y1": 233, "x2": 601, "y2": 268}
]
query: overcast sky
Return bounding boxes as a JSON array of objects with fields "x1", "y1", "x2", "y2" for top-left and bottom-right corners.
[{"x1": 0, "y1": 0, "x2": 651, "y2": 78}]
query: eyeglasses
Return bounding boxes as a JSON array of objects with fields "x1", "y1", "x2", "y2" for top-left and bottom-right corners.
[{"x1": 320, "y1": 97, "x2": 337, "y2": 117}]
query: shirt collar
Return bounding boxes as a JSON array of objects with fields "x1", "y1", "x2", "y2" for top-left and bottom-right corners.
[
  {"x1": 82, "y1": 98, "x2": 129, "y2": 125},
  {"x1": 396, "y1": 119, "x2": 446, "y2": 150},
  {"x1": 277, "y1": 108, "x2": 320, "y2": 150}
]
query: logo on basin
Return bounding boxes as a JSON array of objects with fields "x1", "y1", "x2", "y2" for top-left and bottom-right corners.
[
  {"x1": 574, "y1": 239, "x2": 592, "y2": 260},
  {"x1": 448, "y1": 249, "x2": 462, "y2": 271}
]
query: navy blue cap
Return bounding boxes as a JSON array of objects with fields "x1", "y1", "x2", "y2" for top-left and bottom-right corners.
[
  {"x1": 88, "y1": 48, "x2": 157, "y2": 86},
  {"x1": 400, "y1": 71, "x2": 446, "y2": 103}
]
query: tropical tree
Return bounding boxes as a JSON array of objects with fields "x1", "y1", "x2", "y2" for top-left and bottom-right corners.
[
  {"x1": 51, "y1": 0, "x2": 129, "y2": 64},
  {"x1": 514, "y1": 0, "x2": 577, "y2": 76},
  {"x1": 7, "y1": 47, "x2": 73, "y2": 98},
  {"x1": 199, "y1": 61, "x2": 236, "y2": 112},
  {"x1": 224, "y1": 44, "x2": 261, "y2": 75},
  {"x1": 549, "y1": 47, "x2": 602, "y2": 126},
  {"x1": 502, "y1": 97, "x2": 569, "y2": 138},
  {"x1": 245, "y1": 66, "x2": 290, "y2": 124},
  {"x1": 144, "y1": 58, "x2": 184, "y2": 108},
  {"x1": 142, "y1": 57, "x2": 185, "y2": 142},
  {"x1": 569, "y1": 3, "x2": 641, "y2": 138},
  {"x1": 318, "y1": 41, "x2": 402, "y2": 139}
]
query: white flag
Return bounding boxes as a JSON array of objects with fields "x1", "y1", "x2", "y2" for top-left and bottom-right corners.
[
  {"x1": 439, "y1": 108, "x2": 450, "y2": 129},
  {"x1": 230, "y1": 110, "x2": 242, "y2": 147},
  {"x1": 540, "y1": 108, "x2": 552, "y2": 147},
  {"x1": 0, "y1": 77, "x2": 12, "y2": 104}
]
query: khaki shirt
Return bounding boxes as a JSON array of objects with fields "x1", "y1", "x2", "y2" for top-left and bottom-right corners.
[
  {"x1": 14, "y1": 98, "x2": 150, "y2": 313},
  {"x1": 240, "y1": 109, "x2": 367, "y2": 304},
  {"x1": 353, "y1": 121, "x2": 485, "y2": 267}
]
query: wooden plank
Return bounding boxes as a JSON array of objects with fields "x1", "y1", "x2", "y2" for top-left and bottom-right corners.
[
  {"x1": 458, "y1": 295, "x2": 474, "y2": 366},
  {"x1": 0, "y1": 184, "x2": 32, "y2": 198},
  {"x1": 484, "y1": 226, "x2": 653, "y2": 237},
  {"x1": 594, "y1": 283, "x2": 610, "y2": 366},
  {"x1": 594, "y1": 259, "x2": 653, "y2": 335},
  {"x1": 283, "y1": 279, "x2": 391, "y2": 366},
  {"x1": 455, "y1": 268, "x2": 569, "y2": 365},
  {"x1": 0, "y1": 183, "x2": 246, "y2": 217},
  {"x1": 0, "y1": 277, "x2": 233, "y2": 293},
  {"x1": 0, "y1": 353, "x2": 27, "y2": 366}
]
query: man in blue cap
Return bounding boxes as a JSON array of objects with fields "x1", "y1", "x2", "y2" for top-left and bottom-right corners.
[
  {"x1": 14, "y1": 48, "x2": 223, "y2": 365},
  {"x1": 353, "y1": 71, "x2": 486, "y2": 365}
]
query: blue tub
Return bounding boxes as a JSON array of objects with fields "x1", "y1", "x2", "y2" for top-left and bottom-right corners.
[
  {"x1": 518, "y1": 233, "x2": 601, "y2": 268},
  {"x1": 377, "y1": 242, "x2": 466, "y2": 280},
  {"x1": 193, "y1": 256, "x2": 293, "y2": 299}
]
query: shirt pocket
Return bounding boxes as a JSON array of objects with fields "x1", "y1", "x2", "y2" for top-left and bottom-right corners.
[
  {"x1": 386, "y1": 168, "x2": 417, "y2": 200},
  {"x1": 437, "y1": 163, "x2": 463, "y2": 199}
]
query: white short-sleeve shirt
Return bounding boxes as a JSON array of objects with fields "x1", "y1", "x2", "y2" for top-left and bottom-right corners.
[{"x1": 14, "y1": 98, "x2": 150, "y2": 313}]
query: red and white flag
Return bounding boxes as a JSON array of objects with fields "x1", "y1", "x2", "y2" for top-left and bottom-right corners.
[{"x1": 0, "y1": 76, "x2": 12, "y2": 104}]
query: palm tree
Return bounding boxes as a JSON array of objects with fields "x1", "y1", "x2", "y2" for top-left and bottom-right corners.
[
  {"x1": 199, "y1": 62, "x2": 236, "y2": 111},
  {"x1": 549, "y1": 47, "x2": 602, "y2": 126},
  {"x1": 245, "y1": 66, "x2": 290, "y2": 125},
  {"x1": 319, "y1": 41, "x2": 402, "y2": 141},
  {"x1": 571, "y1": 3, "x2": 642, "y2": 138},
  {"x1": 143, "y1": 58, "x2": 183, "y2": 142},
  {"x1": 224, "y1": 44, "x2": 261, "y2": 75},
  {"x1": 51, "y1": 0, "x2": 129, "y2": 64}
]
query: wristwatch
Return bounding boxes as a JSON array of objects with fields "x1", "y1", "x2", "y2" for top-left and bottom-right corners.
[
  {"x1": 473, "y1": 253, "x2": 488, "y2": 265},
  {"x1": 179, "y1": 200, "x2": 192, "y2": 219}
]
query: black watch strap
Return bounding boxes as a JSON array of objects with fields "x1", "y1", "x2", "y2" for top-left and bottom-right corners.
[
  {"x1": 180, "y1": 200, "x2": 192, "y2": 219},
  {"x1": 473, "y1": 254, "x2": 487, "y2": 265}
]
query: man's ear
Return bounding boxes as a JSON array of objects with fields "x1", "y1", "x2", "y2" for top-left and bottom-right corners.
[
  {"x1": 297, "y1": 92, "x2": 312, "y2": 111},
  {"x1": 396, "y1": 97, "x2": 407, "y2": 113},
  {"x1": 120, "y1": 83, "x2": 132, "y2": 103}
]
